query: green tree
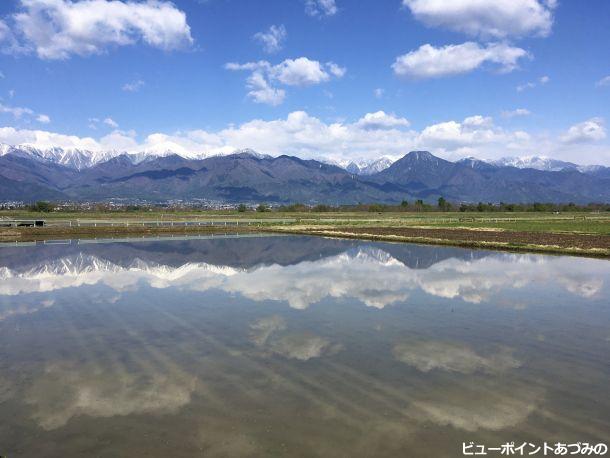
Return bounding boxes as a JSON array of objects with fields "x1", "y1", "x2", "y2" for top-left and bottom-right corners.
[
  {"x1": 437, "y1": 197, "x2": 447, "y2": 211},
  {"x1": 31, "y1": 201, "x2": 53, "y2": 212},
  {"x1": 237, "y1": 204, "x2": 247, "y2": 212},
  {"x1": 256, "y1": 203, "x2": 269, "y2": 212}
]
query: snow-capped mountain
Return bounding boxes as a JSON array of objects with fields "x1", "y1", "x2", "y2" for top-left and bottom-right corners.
[
  {"x1": 490, "y1": 156, "x2": 577, "y2": 172},
  {"x1": 456, "y1": 157, "x2": 498, "y2": 171},
  {"x1": 0, "y1": 144, "x2": 272, "y2": 170},
  {"x1": 341, "y1": 157, "x2": 395, "y2": 175},
  {"x1": 0, "y1": 144, "x2": 126, "y2": 170},
  {"x1": 487, "y1": 155, "x2": 607, "y2": 174},
  {"x1": 2, "y1": 147, "x2": 609, "y2": 203}
]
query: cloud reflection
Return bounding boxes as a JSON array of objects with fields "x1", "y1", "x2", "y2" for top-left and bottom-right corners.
[
  {"x1": 26, "y1": 361, "x2": 198, "y2": 430},
  {"x1": 393, "y1": 341, "x2": 520, "y2": 374},
  {"x1": 413, "y1": 380, "x2": 543, "y2": 432},
  {"x1": 0, "y1": 246, "x2": 607, "y2": 317},
  {"x1": 250, "y1": 316, "x2": 341, "y2": 361}
]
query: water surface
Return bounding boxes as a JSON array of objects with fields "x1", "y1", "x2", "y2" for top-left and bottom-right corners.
[{"x1": 0, "y1": 235, "x2": 609, "y2": 457}]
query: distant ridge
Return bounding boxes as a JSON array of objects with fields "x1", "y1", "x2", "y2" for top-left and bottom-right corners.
[{"x1": 1, "y1": 145, "x2": 609, "y2": 204}]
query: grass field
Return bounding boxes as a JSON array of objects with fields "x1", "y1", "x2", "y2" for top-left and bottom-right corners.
[{"x1": 3, "y1": 210, "x2": 608, "y2": 232}]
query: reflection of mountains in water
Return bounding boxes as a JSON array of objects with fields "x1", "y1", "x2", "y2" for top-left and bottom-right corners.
[{"x1": 0, "y1": 235, "x2": 490, "y2": 274}]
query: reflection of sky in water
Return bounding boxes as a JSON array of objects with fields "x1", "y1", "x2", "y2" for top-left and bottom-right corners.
[{"x1": 0, "y1": 236, "x2": 608, "y2": 457}]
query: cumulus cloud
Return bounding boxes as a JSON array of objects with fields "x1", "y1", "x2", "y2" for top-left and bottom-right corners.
[
  {"x1": 272, "y1": 58, "x2": 335, "y2": 85},
  {"x1": 560, "y1": 118, "x2": 606, "y2": 144},
  {"x1": 226, "y1": 57, "x2": 345, "y2": 105},
  {"x1": 0, "y1": 111, "x2": 608, "y2": 164},
  {"x1": 355, "y1": 111, "x2": 410, "y2": 130},
  {"x1": 244, "y1": 71, "x2": 286, "y2": 106},
  {"x1": 253, "y1": 24, "x2": 286, "y2": 54},
  {"x1": 305, "y1": 0, "x2": 337, "y2": 17},
  {"x1": 392, "y1": 42, "x2": 529, "y2": 79},
  {"x1": 1, "y1": 0, "x2": 193, "y2": 60},
  {"x1": 402, "y1": 0, "x2": 557, "y2": 39}
]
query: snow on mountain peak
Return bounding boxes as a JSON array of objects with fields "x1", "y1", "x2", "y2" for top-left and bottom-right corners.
[
  {"x1": 0, "y1": 143, "x2": 280, "y2": 170},
  {"x1": 490, "y1": 155, "x2": 576, "y2": 172},
  {"x1": 338, "y1": 156, "x2": 395, "y2": 175}
]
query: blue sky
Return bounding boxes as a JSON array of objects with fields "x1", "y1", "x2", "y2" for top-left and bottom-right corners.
[{"x1": 0, "y1": 0, "x2": 609, "y2": 164}]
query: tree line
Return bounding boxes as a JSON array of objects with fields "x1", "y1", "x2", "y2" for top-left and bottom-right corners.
[{"x1": 7, "y1": 199, "x2": 610, "y2": 213}]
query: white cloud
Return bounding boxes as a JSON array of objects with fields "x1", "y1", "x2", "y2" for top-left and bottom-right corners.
[
  {"x1": 516, "y1": 75, "x2": 549, "y2": 92},
  {"x1": 103, "y1": 117, "x2": 119, "y2": 128},
  {"x1": 122, "y1": 79, "x2": 145, "y2": 92},
  {"x1": 226, "y1": 57, "x2": 345, "y2": 105},
  {"x1": 355, "y1": 111, "x2": 410, "y2": 130},
  {"x1": 271, "y1": 58, "x2": 337, "y2": 86},
  {"x1": 0, "y1": 126, "x2": 101, "y2": 150},
  {"x1": 0, "y1": 102, "x2": 34, "y2": 119},
  {"x1": 516, "y1": 82, "x2": 535, "y2": 92},
  {"x1": 1, "y1": 0, "x2": 193, "y2": 60},
  {"x1": 0, "y1": 102, "x2": 49, "y2": 124},
  {"x1": 245, "y1": 71, "x2": 286, "y2": 106},
  {"x1": 392, "y1": 42, "x2": 529, "y2": 79},
  {"x1": 0, "y1": 18, "x2": 25, "y2": 55},
  {"x1": 596, "y1": 76, "x2": 610, "y2": 87},
  {"x1": 305, "y1": 0, "x2": 337, "y2": 17},
  {"x1": 501, "y1": 108, "x2": 531, "y2": 118},
  {"x1": 1, "y1": 112, "x2": 609, "y2": 164},
  {"x1": 560, "y1": 118, "x2": 606, "y2": 144},
  {"x1": 253, "y1": 24, "x2": 286, "y2": 54},
  {"x1": 326, "y1": 62, "x2": 346, "y2": 78},
  {"x1": 373, "y1": 88, "x2": 384, "y2": 99},
  {"x1": 463, "y1": 115, "x2": 493, "y2": 128},
  {"x1": 402, "y1": 0, "x2": 556, "y2": 39}
]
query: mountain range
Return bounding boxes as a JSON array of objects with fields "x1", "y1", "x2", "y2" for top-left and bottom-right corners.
[{"x1": 1, "y1": 144, "x2": 609, "y2": 204}]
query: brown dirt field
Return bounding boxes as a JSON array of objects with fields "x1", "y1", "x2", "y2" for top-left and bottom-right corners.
[
  {"x1": 0, "y1": 225, "x2": 255, "y2": 242},
  {"x1": 273, "y1": 225, "x2": 610, "y2": 258},
  {"x1": 341, "y1": 226, "x2": 610, "y2": 250}
]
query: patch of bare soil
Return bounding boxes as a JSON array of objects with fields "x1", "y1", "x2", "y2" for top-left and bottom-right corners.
[{"x1": 332, "y1": 226, "x2": 610, "y2": 251}]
